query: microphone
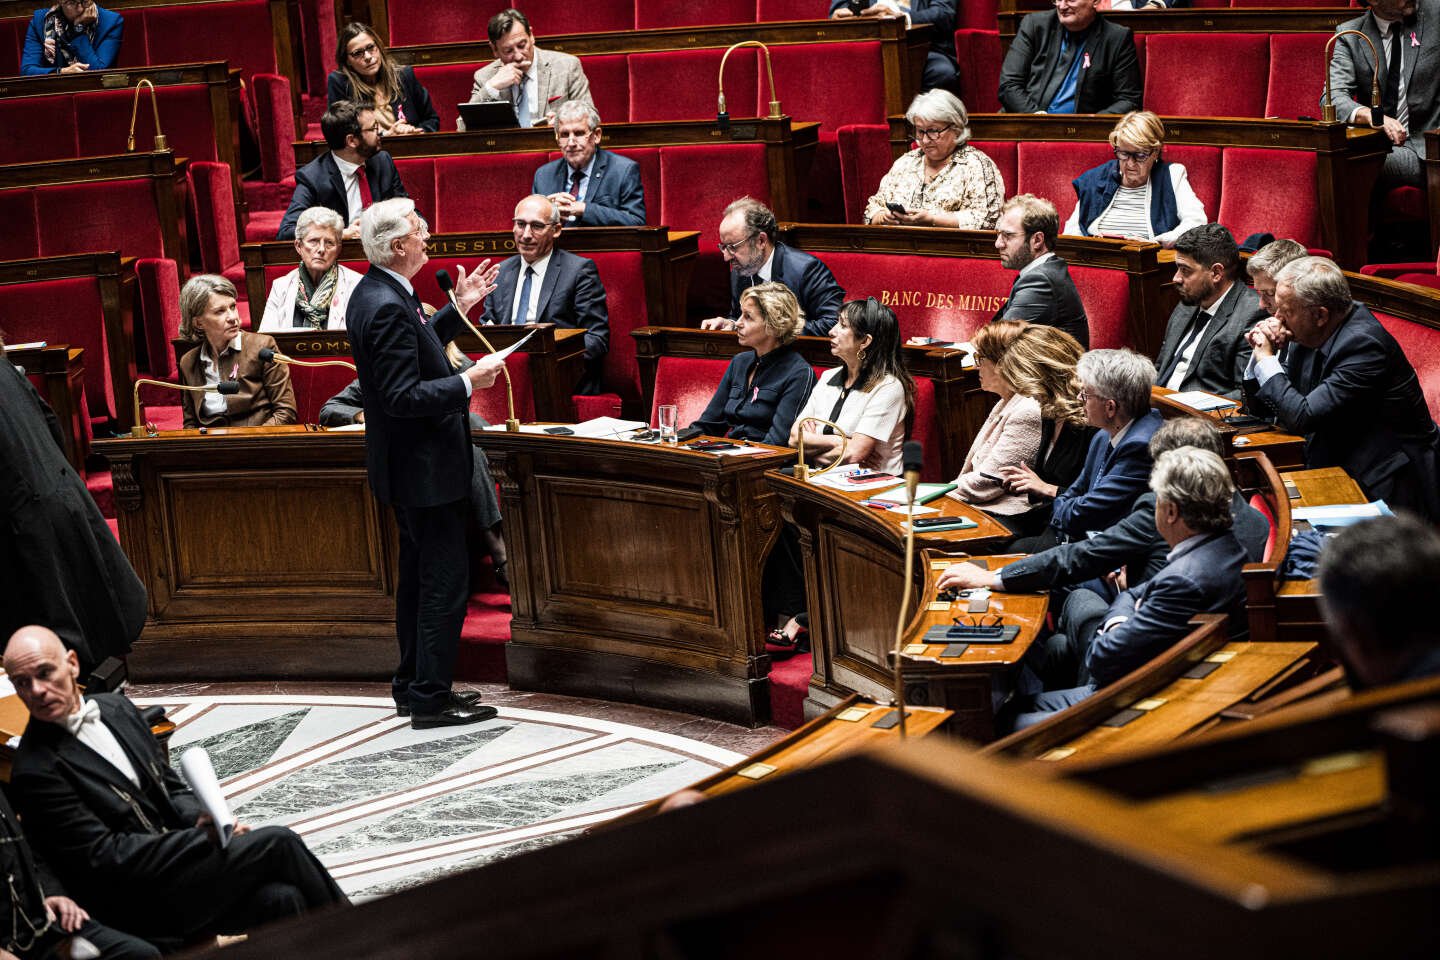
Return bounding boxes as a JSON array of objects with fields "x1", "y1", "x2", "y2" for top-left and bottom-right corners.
[
  {"x1": 126, "y1": 79, "x2": 169, "y2": 152},
  {"x1": 1322, "y1": 30, "x2": 1384, "y2": 125},
  {"x1": 793, "y1": 416, "x2": 849, "y2": 482},
  {"x1": 716, "y1": 40, "x2": 783, "y2": 133},
  {"x1": 130, "y1": 378, "x2": 238, "y2": 437},
  {"x1": 257, "y1": 346, "x2": 357, "y2": 372},
  {"x1": 888, "y1": 439, "x2": 925, "y2": 740},
  {"x1": 436, "y1": 268, "x2": 520, "y2": 433}
]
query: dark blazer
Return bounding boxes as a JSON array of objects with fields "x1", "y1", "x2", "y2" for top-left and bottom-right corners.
[
  {"x1": 1154, "y1": 280, "x2": 1267, "y2": 400},
  {"x1": 727, "y1": 243, "x2": 845, "y2": 337},
  {"x1": 326, "y1": 65, "x2": 439, "y2": 133},
  {"x1": 998, "y1": 11, "x2": 1142, "y2": 115},
  {"x1": 9, "y1": 694, "x2": 207, "y2": 926},
  {"x1": 995, "y1": 255, "x2": 1091, "y2": 349},
  {"x1": 1084, "y1": 531, "x2": 1248, "y2": 687},
  {"x1": 480, "y1": 248, "x2": 610, "y2": 394},
  {"x1": 531, "y1": 148, "x2": 645, "y2": 226},
  {"x1": 1050, "y1": 409, "x2": 1163, "y2": 540},
  {"x1": 177, "y1": 332, "x2": 298, "y2": 428},
  {"x1": 828, "y1": 0, "x2": 958, "y2": 72},
  {"x1": 690, "y1": 345, "x2": 816, "y2": 446},
  {"x1": 1244, "y1": 301, "x2": 1440, "y2": 520},
  {"x1": 347, "y1": 266, "x2": 472, "y2": 507},
  {"x1": 1329, "y1": 2, "x2": 1440, "y2": 153},
  {"x1": 1000, "y1": 490, "x2": 1268, "y2": 594},
  {"x1": 21, "y1": 5, "x2": 122, "y2": 74},
  {"x1": 277, "y1": 150, "x2": 408, "y2": 240}
]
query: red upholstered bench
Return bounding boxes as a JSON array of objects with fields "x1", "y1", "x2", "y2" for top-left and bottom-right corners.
[
  {"x1": 189, "y1": 161, "x2": 247, "y2": 303},
  {"x1": 1145, "y1": 34, "x2": 1269, "y2": 118},
  {"x1": 1218, "y1": 147, "x2": 1321, "y2": 249},
  {"x1": 0, "y1": 94, "x2": 81, "y2": 164},
  {"x1": 431, "y1": 154, "x2": 551, "y2": 231},
  {"x1": 652, "y1": 355, "x2": 731, "y2": 429},
  {"x1": 757, "y1": 0, "x2": 819, "y2": 19},
  {"x1": 810, "y1": 250, "x2": 1013, "y2": 342},
  {"x1": 468, "y1": 351, "x2": 539, "y2": 426},
  {"x1": 412, "y1": 63, "x2": 481, "y2": 132},
  {"x1": 1013, "y1": 141, "x2": 1114, "y2": 218},
  {"x1": 1375, "y1": 312, "x2": 1440, "y2": 423},
  {"x1": 393, "y1": 158, "x2": 439, "y2": 231},
  {"x1": 953, "y1": 28, "x2": 1002, "y2": 113},
  {"x1": 1266, "y1": 34, "x2": 1330, "y2": 120},
  {"x1": 838, "y1": 124, "x2": 898, "y2": 224},
  {"x1": 72, "y1": 84, "x2": 223, "y2": 164},
  {"x1": 636, "y1": 0, "x2": 757, "y2": 28},
  {"x1": 629, "y1": 48, "x2": 759, "y2": 122}
]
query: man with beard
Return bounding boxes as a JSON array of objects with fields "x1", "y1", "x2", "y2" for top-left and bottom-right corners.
[
  {"x1": 991, "y1": 193, "x2": 1090, "y2": 348},
  {"x1": 531, "y1": 101, "x2": 644, "y2": 226},
  {"x1": 699, "y1": 197, "x2": 844, "y2": 337},
  {"x1": 1153, "y1": 223, "x2": 1267, "y2": 400},
  {"x1": 278, "y1": 101, "x2": 408, "y2": 240}
]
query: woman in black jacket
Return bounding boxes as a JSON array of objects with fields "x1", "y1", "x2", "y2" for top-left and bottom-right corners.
[{"x1": 328, "y1": 22, "x2": 439, "y2": 135}]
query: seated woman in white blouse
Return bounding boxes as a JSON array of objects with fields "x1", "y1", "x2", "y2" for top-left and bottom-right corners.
[
  {"x1": 1062, "y1": 110, "x2": 1207, "y2": 250},
  {"x1": 790, "y1": 297, "x2": 915, "y2": 476},
  {"x1": 258, "y1": 206, "x2": 362, "y2": 331},
  {"x1": 948, "y1": 319, "x2": 1042, "y2": 524}
]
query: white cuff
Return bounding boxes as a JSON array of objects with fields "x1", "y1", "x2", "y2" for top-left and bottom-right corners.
[
  {"x1": 1253, "y1": 353, "x2": 1284, "y2": 387},
  {"x1": 460, "y1": 372, "x2": 473, "y2": 398}
]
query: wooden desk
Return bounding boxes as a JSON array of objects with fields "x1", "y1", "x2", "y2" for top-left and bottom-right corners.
[
  {"x1": 478, "y1": 431, "x2": 794, "y2": 726},
  {"x1": 769, "y1": 470, "x2": 1012, "y2": 722},
  {"x1": 898, "y1": 552, "x2": 1048, "y2": 742},
  {"x1": 1150, "y1": 385, "x2": 1306, "y2": 471},
  {"x1": 5, "y1": 343, "x2": 89, "y2": 471},
  {"x1": 93, "y1": 426, "x2": 398, "y2": 680},
  {"x1": 1285, "y1": 466, "x2": 1364, "y2": 508}
]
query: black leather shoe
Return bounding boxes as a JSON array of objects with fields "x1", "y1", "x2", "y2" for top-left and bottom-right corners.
[
  {"x1": 396, "y1": 692, "x2": 486, "y2": 718},
  {"x1": 410, "y1": 703, "x2": 499, "y2": 729}
]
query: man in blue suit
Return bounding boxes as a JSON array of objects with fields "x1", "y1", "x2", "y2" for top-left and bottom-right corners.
[
  {"x1": 279, "y1": 102, "x2": 408, "y2": 241},
  {"x1": 480, "y1": 194, "x2": 610, "y2": 394},
  {"x1": 1009, "y1": 446, "x2": 1249, "y2": 729},
  {"x1": 700, "y1": 197, "x2": 845, "y2": 337},
  {"x1": 346, "y1": 198, "x2": 504, "y2": 729},
  {"x1": 532, "y1": 101, "x2": 644, "y2": 227}
]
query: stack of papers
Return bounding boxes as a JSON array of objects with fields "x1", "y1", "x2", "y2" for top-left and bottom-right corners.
[
  {"x1": 808, "y1": 471, "x2": 903, "y2": 492},
  {"x1": 1167, "y1": 391, "x2": 1237, "y2": 412},
  {"x1": 1292, "y1": 501, "x2": 1393, "y2": 528}
]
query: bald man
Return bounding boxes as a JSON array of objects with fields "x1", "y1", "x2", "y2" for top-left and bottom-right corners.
[{"x1": 3, "y1": 626, "x2": 349, "y2": 947}]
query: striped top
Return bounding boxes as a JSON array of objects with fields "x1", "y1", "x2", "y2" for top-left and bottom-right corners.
[{"x1": 1091, "y1": 181, "x2": 1153, "y2": 239}]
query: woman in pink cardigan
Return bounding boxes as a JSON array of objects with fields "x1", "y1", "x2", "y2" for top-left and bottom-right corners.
[{"x1": 948, "y1": 319, "x2": 1043, "y2": 522}]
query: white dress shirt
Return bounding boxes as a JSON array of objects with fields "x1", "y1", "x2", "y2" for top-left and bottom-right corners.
[
  {"x1": 509, "y1": 252, "x2": 553, "y2": 325},
  {"x1": 1164, "y1": 292, "x2": 1225, "y2": 390},
  {"x1": 65, "y1": 699, "x2": 141, "y2": 788},
  {"x1": 199, "y1": 331, "x2": 243, "y2": 417},
  {"x1": 332, "y1": 154, "x2": 365, "y2": 224}
]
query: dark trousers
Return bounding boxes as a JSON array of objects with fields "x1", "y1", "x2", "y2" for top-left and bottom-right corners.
[
  {"x1": 392, "y1": 498, "x2": 469, "y2": 714},
  {"x1": 19, "y1": 920, "x2": 160, "y2": 960}
]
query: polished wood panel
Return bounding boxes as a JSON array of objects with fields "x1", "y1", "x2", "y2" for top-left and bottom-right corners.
[
  {"x1": 5, "y1": 344, "x2": 89, "y2": 471},
  {"x1": 479, "y1": 431, "x2": 795, "y2": 726},
  {"x1": 93, "y1": 426, "x2": 399, "y2": 680}
]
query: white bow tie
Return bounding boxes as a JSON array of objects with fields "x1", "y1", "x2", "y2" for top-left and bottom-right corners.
[{"x1": 63, "y1": 698, "x2": 101, "y2": 736}]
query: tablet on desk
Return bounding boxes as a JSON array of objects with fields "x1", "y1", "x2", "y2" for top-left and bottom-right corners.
[{"x1": 456, "y1": 102, "x2": 521, "y2": 130}]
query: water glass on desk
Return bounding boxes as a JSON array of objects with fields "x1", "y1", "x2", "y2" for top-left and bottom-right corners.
[{"x1": 657, "y1": 404, "x2": 678, "y2": 444}]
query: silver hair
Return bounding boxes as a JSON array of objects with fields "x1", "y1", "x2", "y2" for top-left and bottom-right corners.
[
  {"x1": 178, "y1": 274, "x2": 238, "y2": 340},
  {"x1": 361, "y1": 197, "x2": 418, "y2": 267},
  {"x1": 553, "y1": 99, "x2": 602, "y2": 131},
  {"x1": 1246, "y1": 237, "x2": 1307, "y2": 280},
  {"x1": 904, "y1": 89, "x2": 971, "y2": 147},
  {"x1": 1149, "y1": 447, "x2": 1235, "y2": 534},
  {"x1": 1275, "y1": 255, "x2": 1352, "y2": 318},
  {"x1": 295, "y1": 206, "x2": 345, "y2": 242},
  {"x1": 1076, "y1": 348, "x2": 1156, "y2": 422}
]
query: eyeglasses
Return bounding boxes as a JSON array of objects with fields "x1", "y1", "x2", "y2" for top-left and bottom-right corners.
[
  {"x1": 1076, "y1": 388, "x2": 1110, "y2": 403},
  {"x1": 347, "y1": 42, "x2": 379, "y2": 59},
  {"x1": 513, "y1": 219, "x2": 553, "y2": 232},
  {"x1": 717, "y1": 231, "x2": 758, "y2": 255},
  {"x1": 556, "y1": 129, "x2": 596, "y2": 143},
  {"x1": 910, "y1": 125, "x2": 955, "y2": 142},
  {"x1": 1114, "y1": 148, "x2": 1155, "y2": 163}
]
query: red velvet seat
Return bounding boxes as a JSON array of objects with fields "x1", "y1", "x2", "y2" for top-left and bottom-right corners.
[
  {"x1": 813, "y1": 251, "x2": 1012, "y2": 342},
  {"x1": 1068, "y1": 266, "x2": 1131, "y2": 349},
  {"x1": 1266, "y1": 34, "x2": 1330, "y2": 120},
  {"x1": 0, "y1": 274, "x2": 121, "y2": 425},
  {"x1": 659, "y1": 142, "x2": 771, "y2": 317},
  {"x1": 652, "y1": 356, "x2": 731, "y2": 428},
  {"x1": 296, "y1": 0, "x2": 337, "y2": 97},
  {"x1": 0, "y1": 18, "x2": 26, "y2": 76},
  {"x1": 628, "y1": 48, "x2": 759, "y2": 122},
  {"x1": 1015, "y1": 141, "x2": 1114, "y2": 217},
  {"x1": 607, "y1": 147, "x2": 660, "y2": 224},
  {"x1": 578, "y1": 54, "x2": 630, "y2": 126},
  {"x1": 953, "y1": 28, "x2": 1002, "y2": 113},
  {"x1": 74, "y1": 84, "x2": 220, "y2": 162},
  {"x1": 1375, "y1": 312, "x2": 1440, "y2": 423},
  {"x1": 837, "y1": 124, "x2": 894, "y2": 224},
  {"x1": 957, "y1": 0, "x2": 999, "y2": 30},
  {"x1": 756, "y1": 0, "x2": 820, "y2": 19},
  {"x1": 189, "y1": 161, "x2": 246, "y2": 296},
  {"x1": 135, "y1": 257, "x2": 182, "y2": 382},
  {"x1": 582, "y1": 250, "x2": 649, "y2": 410},
  {"x1": 394, "y1": 158, "x2": 439, "y2": 232},
  {"x1": 971, "y1": 141, "x2": 1018, "y2": 200},
  {"x1": 0, "y1": 188, "x2": 39, "y2": 262},
  {"x1": 519, "y1": 0, "x2": 633, "y2": 32},
  {"x1": 245, "y1": 73, "x2": 298, "y2": 215},
  {"x1": 910, "y1": 376, "x2": 943, "y2": 482},
  {"x1": 141, "y1": 1, "x2": 280, "y2": 85},
  {"x1": 469, "y1": 352, "x2": 539, "y2": 426},
  {"x1": 412, "y1": 63, "x2": 479, "y2": 132},
  {"x1": 1144, "y1": 34, "x2": 1269, "y2": 118},
  {"x1": 0, "y1": 95, "x2": 79, "y2": 164},
  {"x1": 33, "y1": 180, "x2": 167, "y2": 260},
  {"x1": 1217, "y1": 147, "x2": 1321, "y2": 249},
  {"x1": 433, "y1": 154, "x2": 547, "y2": 232},
  {"x1": 285, "y1": 360, "x2": 360, "y2": 424},
  {"x1": 1162, "y1": 145, "x2": 1222, "y2": 222},
  {"x1": 636, "y1": 0, "x2": 756, "y2": 28}
]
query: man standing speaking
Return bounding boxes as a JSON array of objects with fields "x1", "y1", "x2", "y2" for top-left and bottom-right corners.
[{"x1": 347, "y1": 198, "x2": 505, "y2": 728}]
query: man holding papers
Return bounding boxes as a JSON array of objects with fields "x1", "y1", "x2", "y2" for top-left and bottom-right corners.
[{"x1": 3, "y1": 626, "x2": 347, "y2": 948}]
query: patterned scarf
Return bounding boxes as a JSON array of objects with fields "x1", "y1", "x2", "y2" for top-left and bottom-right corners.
[
  {"x1": 42, "y1": 6, "x2": 98, "y2": 69},
  {"x1": 295, "y1": 265, "x2": 339, "y2": 329}
]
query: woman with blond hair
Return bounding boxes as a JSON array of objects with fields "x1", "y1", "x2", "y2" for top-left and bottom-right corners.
[
  {"x1": 177, "y1": 275, "x2": 296, "y2": 429},
  {"x1": 1062, "y1": 110, "x2": 1206, "y2": 248},
  {"x1": 948, "y1": 320, "x2": 1041, "y2": 519}
]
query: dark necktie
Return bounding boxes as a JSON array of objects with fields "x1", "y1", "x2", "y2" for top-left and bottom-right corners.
[
  {"x1": 514, "y1": 266, "x2": 535, "y2": 325},
  {"x1": 1161, "y1": 307, "x2": 1207, "y2": 385},
  {"x1": 514, "y1": 76, "x2": 529, "y2": 126},
  {"x1": 1384, "y1": 22, "x2": 1403, "y2": 118},
  {"x1": 569, "y1": 168, "x2": 583, "y2": 200}
]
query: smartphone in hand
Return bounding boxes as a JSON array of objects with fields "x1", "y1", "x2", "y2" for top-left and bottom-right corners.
[{"x1": 886, "y1": 202, "x2": 908, "y2": 215}]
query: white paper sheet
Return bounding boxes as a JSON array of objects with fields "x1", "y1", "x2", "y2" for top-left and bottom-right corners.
[
  {"x1": 568, "y1": 416, "x2": 650, "y2": 439},
  {"x1": 487, "y1": 328, "x2": 535, "y2": 361},
  {"x1": 179, "y1": 748, "x2": 236, "y2": 848},
  {"x1": 1166, "y1": 390, "x2": 1237, "y2": 412}
]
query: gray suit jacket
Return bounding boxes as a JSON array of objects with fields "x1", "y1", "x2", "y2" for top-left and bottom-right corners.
[
  {"x1": 995, "y1": 255, "x2": 1090, "y2": 349},
  {"x1": 464, "y1": 47, "x2": 593, "y2": 129},
  {"x1": 1154, "y1": 280, "x2": 1267, "y2": 400},
  {"x1": 1329, "y1": 0, "x2": 1440, "y2": 156}
]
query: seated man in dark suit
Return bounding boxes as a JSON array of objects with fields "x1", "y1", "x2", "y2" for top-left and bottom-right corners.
[
  {"x1": 997, "y1": 0, "x2": 1142, "y2": 115},
  {"x1": 1154, "y1": 224, "x2": 1267, "y2": 400},
  {"x1": 829, "y1": 0, "x2": 959, "y2": 93},
  {"x1": 992, "y1": 194, "x2": 1090, "y2": 348},
  {"x1": 700, "y1": 197, "x2": 845, "y2": 337},
  {"x1": 3, "y1": 626, "x2": 348, "y2": 948},
  {"x1": 278, "y1": 101, "x2": 407, "y2": 240},
  {"x1": 1014, "y1": 348, "x2": 1162, "y2": 554},
  {"x1": 1244, "y1": 255, "x2": 1440, "y2": 520},
  {"x1": 532, "y1": 101, "x2": 644, "y2": 226},
  {"x1": 1319, "y1": 514, "x2": 1440, "y2": 688},
  {"x1": 1008, "y1": 446, "x2": 1249, "y2": 728},
  {"x1": 480, "y1": 194, "x2": 609, "y2": 394},
  {"x1": 941, "y1": 415, "x2": 1268, "y2": 599}
]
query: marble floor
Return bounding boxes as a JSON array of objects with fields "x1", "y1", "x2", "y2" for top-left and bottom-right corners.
[{"x1": 133, "y1": 682, "x2": 785, "y2": 901}]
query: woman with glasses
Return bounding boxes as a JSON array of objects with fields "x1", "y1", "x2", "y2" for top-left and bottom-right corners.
[
  {"x1": 328, "y1": 21, "x2": 439, "y2": 135},
  {"x1": 863, "y1": 89, "x2": 1004, "y2": 229},
  {"x1": 1063, "y1": 110, "x2": 1206, "y2": 248},
  {"x1": 259, "y1": 206, "x2": 362, "y2": 331},
  {"x1": 21, "y1": 0, "x2": 122, "y2": 74}
]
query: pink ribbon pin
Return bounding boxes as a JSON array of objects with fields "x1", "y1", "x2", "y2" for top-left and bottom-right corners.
[
  {"x1": 1412, "y1": 31, "x2": 1419, "y2": 47},
  {"x1": 1083, "y1": 52, "x2": 1091, "y2": 68}
]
